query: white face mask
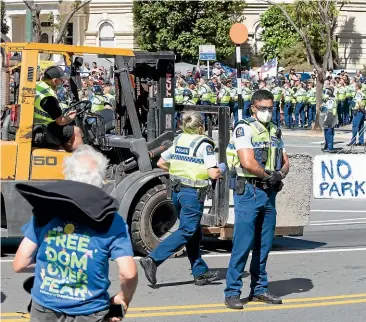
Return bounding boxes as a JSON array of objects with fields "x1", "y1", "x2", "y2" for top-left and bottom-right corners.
[{"x1": 257, "y1": 110, "x2": 272, "y2": 123}]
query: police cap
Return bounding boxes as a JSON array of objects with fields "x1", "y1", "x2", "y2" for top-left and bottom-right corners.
[{"x1": 43, "y1": 66, "x2": 69, "y2": 80}]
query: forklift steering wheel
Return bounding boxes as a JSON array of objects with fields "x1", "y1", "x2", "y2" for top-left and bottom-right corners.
[{"x1": 63, "y1": 100, "x2": 92, "y2": 116}]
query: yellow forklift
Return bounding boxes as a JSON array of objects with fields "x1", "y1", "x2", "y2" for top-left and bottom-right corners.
[{"x1": 0, "y1": 42, "x2": 231, "y2": 254}]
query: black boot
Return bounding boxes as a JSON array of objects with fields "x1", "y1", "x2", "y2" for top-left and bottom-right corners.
[
  {"x1": 193, "y1": 270, "x2": 219, "y2": 286},
  {"x1": 225, "y1": 295, "x2": 244, "y2": 310},
  {"x1": 249, "y1": 291, "x2": 282, "y2": 304},
  {"x1": 139, "y1": 257, "x2": 157, "y2": 285}
]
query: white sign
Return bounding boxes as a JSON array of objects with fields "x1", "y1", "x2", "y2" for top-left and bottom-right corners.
[
  {"x1": 313, "y1": 155, "x2": 366, "y2": 199},
  {"x1": 199, "y1": 45, "x2": 216, "y2": 60}
]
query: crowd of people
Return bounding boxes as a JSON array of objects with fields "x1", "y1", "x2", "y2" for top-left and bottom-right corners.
[
  {"x1": 55, "y1": 61, "x2": 116, "y2": 112},
  {"x1": 175, "y1": 63, "x2": 366, "y2": 149}
]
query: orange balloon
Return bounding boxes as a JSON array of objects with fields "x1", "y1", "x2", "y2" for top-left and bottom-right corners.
[{"x1": 230, "y1": 23, "x2": 248, "y2": 45}]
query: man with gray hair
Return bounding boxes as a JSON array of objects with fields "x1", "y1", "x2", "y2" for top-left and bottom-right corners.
[{"x1": 13, "y1": 145, "x2": 137, "y2": 322}]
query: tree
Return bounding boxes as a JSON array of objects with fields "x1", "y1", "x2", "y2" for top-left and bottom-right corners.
[
  {"x1": 133, "y1": 1, "x2": 246, "y2": 63},
  {"x1": 263, "y1": 0, "x2": 347, "y2": 130},
  {"x1": 259, "y1": 5, "x2": 301, "y2": 62},
  {"x1": 23, "y1": 0, "x2": 91, "y2": 44},
  {"x1": 1, "y1": 0, "x2": 9, "y2": 35}
]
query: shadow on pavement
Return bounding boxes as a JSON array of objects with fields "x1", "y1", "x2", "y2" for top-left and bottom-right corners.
[
  {"x1": 1, "y1": 292, "x2": 6, "y2": 303},
  {"x1": 272, "y1": 236, "x2": 327, "y2": 250},
  {"x1": 148, "y1": 268, "x2": 248, "y2": 289},
  {"x1": 269, "y1": 278, "x2": 314, "y2": 297}
]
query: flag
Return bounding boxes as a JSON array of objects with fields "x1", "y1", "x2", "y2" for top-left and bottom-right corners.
[{"x1": 260, "y1": 58, "x2": 277, "y2": 79}]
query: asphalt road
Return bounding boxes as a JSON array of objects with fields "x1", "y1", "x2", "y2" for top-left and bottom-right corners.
[{"x1": 1, "y1": 131, "x2": 366, "y2": 322}]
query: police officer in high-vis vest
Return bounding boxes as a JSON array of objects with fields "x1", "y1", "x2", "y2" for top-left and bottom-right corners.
[
  {"x1": 140, "y1": 111, "x2": 227, "y2": 286},
  {"x1": 320, "y1": 87, "x2": 338, "y2": 152},
  {"x1": 91, "y1": 85, "x2": 106, "y2": 112},
  {"x1": 34, "y1": 66, "x2": 83, "y2": 151},
  {"x1": 224, "y1": 90, "x2": 290, "y2": 310},
  {"x1": 348, "y1": 83, "x2": 365, "y2": 146}
]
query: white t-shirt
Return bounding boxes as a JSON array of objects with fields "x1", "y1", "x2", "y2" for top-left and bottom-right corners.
[
  {"x1": 232, "y1": 123, "x2": 285, "y2": 152},
  {"x1": 162, "y1": 142, "x2": 217, "y2": 169}
]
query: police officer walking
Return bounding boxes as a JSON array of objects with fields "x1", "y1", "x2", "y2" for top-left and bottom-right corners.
[
  {"x1": 348, "y1": 83, "x2": 365, "y2": 146},
  {"x1": 140, "y1": 112, "x2": 227, "y2": 285},
  {"x1": 224, "y1": 90, "x2": 290, "y2": 310}
]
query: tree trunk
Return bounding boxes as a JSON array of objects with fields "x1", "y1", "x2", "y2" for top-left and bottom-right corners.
[{"x1": 314, "y1": 75, "x2": 324, "y2": 132}]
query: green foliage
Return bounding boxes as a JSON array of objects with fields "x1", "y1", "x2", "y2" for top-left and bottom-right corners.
[
  {"x1": 279, "y1": 42, "x2": 307, "y2": 67},
  {"x1": 260, "y1": 0, "x2": 342, "y2": 66},
  {"x1": 133, "y1": 1, "x2": 246, "y2": 63},
  {"x1": 1, "y1": 0, "x2": 9, "y2": 35},
  {"x1": 259, "y1": 5, "x2": 300, "y2": 61}
]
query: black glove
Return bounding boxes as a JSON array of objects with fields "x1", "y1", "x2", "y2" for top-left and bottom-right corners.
[{"x1": 263, "y1": 170, "x2": 282, "y2": 187}]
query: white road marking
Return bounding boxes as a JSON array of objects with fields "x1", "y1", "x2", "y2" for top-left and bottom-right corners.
[
  {"x1": 311, "y1": 217, "x2": 366, "y2": 223},
  {"x1": 310, "y1": 221, "x2": 366, "y2": 226},
  {"x1": 2, "y1": 247, "x2": 366, "y2": 263},
  {"x1": 311, "y1": 210, "x2": 366, "y2": 213}
]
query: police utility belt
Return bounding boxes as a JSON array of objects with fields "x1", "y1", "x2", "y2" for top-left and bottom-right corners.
[
  {"x1": 234, "y1": 177, "x2": 270, "y2": 195},
  {"x1": 167, "y1": 178, "x2": 211, "y2": 203}
]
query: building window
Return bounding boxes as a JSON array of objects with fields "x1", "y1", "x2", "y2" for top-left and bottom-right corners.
[
  {"x1": 99, "y1": 22, "x2": 114, "y2": 47},
  {"x1": 40, "y1": 33, "x2": 49, "y2": 43},
  {"x1": 41, "y1": 22, "x2": 51, "y2": 27},
  {"x1": 64, "y1": 23, "x2": 73, "y2": 45}
]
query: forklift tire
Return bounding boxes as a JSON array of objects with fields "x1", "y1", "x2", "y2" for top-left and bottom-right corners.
[{"x1": 131, "y1": 184, "x2": 179, "y2": 255}]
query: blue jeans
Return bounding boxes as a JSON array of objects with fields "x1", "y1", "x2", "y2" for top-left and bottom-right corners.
[
  {"x1": 225, "y1": 184, "x2": 277, "y2": 297},
  {"x1": 272, "y1": 101, "x2": 281, "y2": 127},
  {"x1": 149, "y1": 187, "x2": 208, "y2": 277},
  {"x1": 243, "y1": 101, "x2": 251, "y2": 119},
  {"x1": 308, "y1": 104, "x2": 316, "y2": 124},
  {"x1": 324, "y1": 128, "x2": 335, "y2": 150},
  {"x1": 283, "y1": 102, "x2": 292, "y2": 127},
  {"x1": 295, "y1": 102, "x2": 305, "y2": 127},
  {"x1": 351, "y1": 111, "x2": 365, "y2": 145}
]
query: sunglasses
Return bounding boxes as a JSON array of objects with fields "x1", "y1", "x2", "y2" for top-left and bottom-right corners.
[{"x1": 255, "y1": 105, "x2": 274, "y2": 112}]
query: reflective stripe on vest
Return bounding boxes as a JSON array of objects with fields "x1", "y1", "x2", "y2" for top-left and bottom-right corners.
[
  {"x1": 272, "y1": 87, "x2": 282, "y2": 102},
  {"x1": 220, "y1": 87, "x2": 231, "y2": 104},
  {"x1": 91, "y1": 96, "x2": 105, "y2": 112},
  {"x1": 34, "y1": 81, "x2": 55, "y2": 125},
  {"x1": 307, "y1": 88, "x2": 316, "y2": 105},
  {"x1": 226, "y1": 118, "x2": 282, "y2": 178},
  {"x1": 175, "y1": 87, "x2": 184, "y2": 104},
  {"x1": 242, "y1": 87, "x2": 252, "y2": 101},
  {"x1": 201, "y1": 84, "x2": 212, "y2": 102},
  {"x1": 169, "y1": 133, "x2": 215, "y2": 188}
]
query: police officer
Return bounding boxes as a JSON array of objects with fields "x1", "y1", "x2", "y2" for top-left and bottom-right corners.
[
  {"x1": 346, "y1": 78, "x2": 356, "y2": 124},
  {"x1": 218, "y1": 79, "x2": 232, "y2": 106},
  {"x1": 283, "y1": 81, "x2": 293, "y2": 128},
  {"x1": 242, "y1": 79, "x2": 253, "y2": 118},
  {"x1": 225, "y1": 89, "x2": 290, "y2": 310},
  {"x1": 307, "y1": 81, "x2": 317, "y2": 127},
  {"x1": 293, "y1": 81, "x2": 307, "y2": 127},
  {"x1": 337, "y1": 78, "x2": 348, "y2": 126},
  {"x1": 187, "y1": 79, "x2": 199, "y2": 104},
  {"x1": 320, "y1": 87, "x2": 338, "y2": 153},
  {"x1": 348, "y1": 83, "x2": 365, "y2": 146},
  {"x1": 271, "y1": 80, "x2": 283, "y2": 127},
  {"x1": 140, "y1": 111, "x2": 227, "y2": 285},
  {"x1": 34, "y1": 66, "x2": 83, "y2": 151},
  {"x1": 175, "y1": 78, "x2": 186, "y2": 105},
  {"x1": 91, "y1": 85, "x2": 106, "y2": 112}
]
